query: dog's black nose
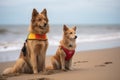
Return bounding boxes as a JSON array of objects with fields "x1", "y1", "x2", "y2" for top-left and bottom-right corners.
[
  {"x1": 44, "y1": 23, "x2": 47, "y2": 27},
  {"x1": 75, "y1": 36, "x2": 77, "y2": 39}
]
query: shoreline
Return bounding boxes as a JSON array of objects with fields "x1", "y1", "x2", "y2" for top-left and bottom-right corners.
[
  {"x1": 1, "y1": 44, "x2": 120, "y2": 62},
  {"x1": 0, "y1": 47, "x2": 120, "y2": 80}
]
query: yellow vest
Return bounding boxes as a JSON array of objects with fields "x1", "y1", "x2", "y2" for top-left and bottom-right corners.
[{"x1": 27, "y1": 33, "x2": 47, "y2": 40}]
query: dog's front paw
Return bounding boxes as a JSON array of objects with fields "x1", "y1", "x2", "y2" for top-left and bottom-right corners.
[
  {"x1": 67, "y1": 67, "x2": 73, "y2": 71},
  {"x1": 61, "y1": 68, "x2": 66, "y2": 71},
  {"x1": 33, "y1": 70, "x2": 38, "y2": 74}
]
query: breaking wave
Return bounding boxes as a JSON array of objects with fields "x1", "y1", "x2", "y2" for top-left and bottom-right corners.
[{"x1": 0, "y1": 32, "x2": 120, "y2": 52}]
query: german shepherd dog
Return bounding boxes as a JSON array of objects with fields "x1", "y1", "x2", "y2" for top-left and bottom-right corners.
[
  {"x1": 3, "y1": 8, "x2": 49, "y2": 75},
  {"x1": 51, "y1": 25, "x2": 77, "y2": 71}
]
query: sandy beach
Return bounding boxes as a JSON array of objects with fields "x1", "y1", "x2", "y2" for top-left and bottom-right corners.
[{"x1": 0, "y1": 47, "x2": 120, "y2": 80}]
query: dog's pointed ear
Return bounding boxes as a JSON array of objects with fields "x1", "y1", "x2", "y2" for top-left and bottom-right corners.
[
  {"x1": 32, "y1": 8, "x2": 38, "y2": 18},
  {"x1": 73, "y1": 26, "x2": 76, "y2": 31},
  {"x1": 41, "y1": 8, "x2": 47, "y2": 17},
  {"x1": 63, "y1": 25, "x2": 68, "y2": 31}
]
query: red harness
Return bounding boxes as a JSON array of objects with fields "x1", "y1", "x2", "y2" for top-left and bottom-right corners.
[{"x1": 61, "y1": 46, "x2": 75, "y2": 61}]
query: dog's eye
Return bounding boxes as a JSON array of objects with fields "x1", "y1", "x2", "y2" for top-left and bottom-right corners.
[
  {"x1": 31, "y1": 19, "x2": 35, "y2": 22},
  {"x1": 70, "y1": 32, "x2": 72, "y2": 34},
  {"x1": 44, "y1": 18, "x2": 46, "y2": 20}
]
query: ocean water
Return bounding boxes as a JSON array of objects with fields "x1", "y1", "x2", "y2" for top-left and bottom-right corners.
[{"x1": 0, "y1": 24, "x2": 120, "y2": 62}]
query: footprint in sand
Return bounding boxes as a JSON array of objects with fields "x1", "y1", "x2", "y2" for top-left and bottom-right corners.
[
  {"x1": 29, "y1": 77, "x2": 53, "y2": 80},
  {"x1": 95, "y1": 61, "x2": 113, "y2": 67},
  {"x1": 74, "y1": 61, "x2": 88, "y2": 64},
  {"x1": 73, "y1": 61, "x2": 88, "y2": 67},
  {"x1": 95, "y1": 64, "x2": 106, "y2": 67},
  {"x1": 104, "y1": 61, "x2": 112, "y2": 64},
  {"x1": 0, "y1": 75, "x2": 7, "y2": 80}
]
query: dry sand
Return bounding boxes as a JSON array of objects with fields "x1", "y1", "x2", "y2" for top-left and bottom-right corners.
[{"x1": 0, "y1": 47, "x2": 120, "y2": 80}]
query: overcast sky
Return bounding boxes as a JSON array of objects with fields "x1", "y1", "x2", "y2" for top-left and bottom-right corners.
[{"x1": 0, "y1": 0, "x2": 120, "y2": 25}]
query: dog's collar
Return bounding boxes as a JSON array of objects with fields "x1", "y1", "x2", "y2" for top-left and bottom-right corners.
[
  {"x1": 27, "y1": 33, "x2": 47, "y2": 40},
  {"x1": 61, "y1": 46, "x2": 75, "y2": 61}
]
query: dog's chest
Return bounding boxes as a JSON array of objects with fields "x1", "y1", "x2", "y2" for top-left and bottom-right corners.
[
  {"x1": 36, "y1": 40, "x2": 48, "y2": 47},
  {"x1": 68, "y1": 41, "x2": 75, "y2": 48},
  {"x1": 27, "y1": 40, "x2": 48, "y2": 50}
]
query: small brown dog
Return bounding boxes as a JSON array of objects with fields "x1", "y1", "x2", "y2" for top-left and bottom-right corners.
[
  {"x1": 3, "y1": 8, "x2": 49, "y2": 75},
  {"x1": 51, "y1": 25, "x2": 77, "y2": 71}
]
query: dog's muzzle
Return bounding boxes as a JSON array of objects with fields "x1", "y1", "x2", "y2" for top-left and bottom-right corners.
[{"x1": 39, "y1": 23, "x2": 47, "y2": 29}]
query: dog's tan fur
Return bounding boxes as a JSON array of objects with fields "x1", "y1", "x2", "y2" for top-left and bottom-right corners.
[
  {"x1": 51, "y1": 25, "x2": 77, "y2": 71},
  {"x1": 2, "y1": 8, "x2": 49, "y2": 75}
]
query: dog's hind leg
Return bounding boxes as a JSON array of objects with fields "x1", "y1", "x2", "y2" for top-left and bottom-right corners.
[
  {"x1": 51, "y1": 57, "x2": 60, "y2": 70},
  {"x1": 2, "y1": 58, "x2": 26, "y2": 75},
  {"x1": 12, "y1": 58, "x2": 26, "y2": 72}
]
